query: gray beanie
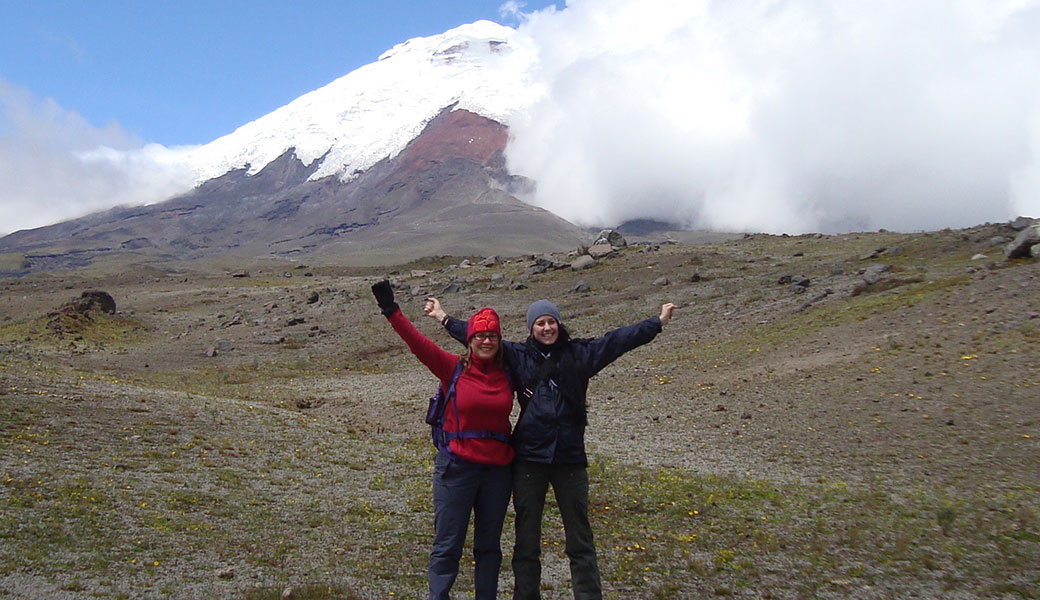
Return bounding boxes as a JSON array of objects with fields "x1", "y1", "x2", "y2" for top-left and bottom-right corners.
[{"x1": 526, "y1": 299, "x2": 562, "y2": 332}]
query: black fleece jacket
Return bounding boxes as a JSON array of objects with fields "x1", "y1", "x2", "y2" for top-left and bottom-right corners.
[{"x1": 446, "y1": 315, "x2": 662, "y2": 465}]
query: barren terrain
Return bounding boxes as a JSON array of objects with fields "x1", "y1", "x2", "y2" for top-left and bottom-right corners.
[{"x1": 1, "y1": 224, "x2": 1038, "y2": 599}]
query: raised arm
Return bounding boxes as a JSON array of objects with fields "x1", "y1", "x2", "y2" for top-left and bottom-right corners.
[
  {"x1": 371, "y1": 281, "x2": 456, "y2": 380},
  {"x1": 578, "y1": 302, "x2": 677, "y2": 376}
]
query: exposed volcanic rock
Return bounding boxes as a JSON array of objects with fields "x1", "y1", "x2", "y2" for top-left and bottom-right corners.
[
  {"x1": 396, "y1": 106, "x2": 508, "y2": 174},
  {"x1": 0, "y1": 106, "x2": 587, "y2": 272}
]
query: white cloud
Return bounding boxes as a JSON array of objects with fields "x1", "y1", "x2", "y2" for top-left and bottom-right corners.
[
  {"x1": 0, "y1": 79, "x2": 195, "y2": 236},
  {"x1": 506, "y1": 0, "x2": 1040, "y2": 233}
]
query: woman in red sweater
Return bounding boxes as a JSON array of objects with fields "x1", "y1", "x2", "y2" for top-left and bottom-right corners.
[{"x1": 371, "y1": 280, "x2": 514, "y2": 600}]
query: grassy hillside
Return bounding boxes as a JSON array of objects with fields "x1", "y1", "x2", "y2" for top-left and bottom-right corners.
[{"x1": 1, "y1": 224, "x2": 1037, "y2": 599}]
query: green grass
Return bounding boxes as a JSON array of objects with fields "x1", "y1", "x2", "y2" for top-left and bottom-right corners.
[
  {"x1": 2, "y1": 382, "x2": 1038, "y2": 598},
  {"x1": 0, "y1": 252, "x2": 28, "y2": 272},
  {"x1": 672, "y1": 273, "x2": 974, "y2": 372},
  {"x1": 585, "y1": 458, "x2": 1040, "y2": 597}
]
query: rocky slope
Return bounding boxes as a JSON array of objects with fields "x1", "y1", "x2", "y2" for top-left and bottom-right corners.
[{"x1": 1, "y1": 222, "x2": 1038, "y2": 599}]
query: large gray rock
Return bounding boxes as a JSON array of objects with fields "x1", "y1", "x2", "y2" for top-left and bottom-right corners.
[
  {"x1": 1004, "y1": 225, "x2": 1040, "y2": 259},
  {"x1": 860, "y1": 264, "x2": 892, "y2": 285},
  {"x1": 588, "y1": 244, "x2": 616, "y2": 259},
  {"x1": 534, "y1": 255, "x2": 569, "y2": 270},
  {"x1": 594, "y1": 229, "x2": 627, "y2": 247},
  {"x1": 1010, "y1": 216, "x2": 1036, "y2": 231},
  {"x1": 71, "y1": 290, "x2": 116, "y2": 315},
  {"x1": 570, "y1": 255, "x2": 596, "y2": 270}
]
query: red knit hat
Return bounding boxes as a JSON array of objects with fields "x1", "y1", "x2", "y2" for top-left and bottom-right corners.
[{"x1": 467, "y1": 307, "x2": 502, "y2": 341}]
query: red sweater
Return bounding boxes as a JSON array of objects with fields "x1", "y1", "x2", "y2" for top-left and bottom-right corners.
[{"x1": 388, "y1": 310, "x2": 515, "y2": 466}]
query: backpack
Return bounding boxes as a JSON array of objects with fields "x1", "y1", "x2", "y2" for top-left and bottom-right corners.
[{"x1": 425, "y1": 360, "x2": 510, "y2": 453}]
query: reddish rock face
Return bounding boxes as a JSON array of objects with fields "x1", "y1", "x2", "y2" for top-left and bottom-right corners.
[{"x1": 396, "y1": 108, "x2": 508, "y2": 174}]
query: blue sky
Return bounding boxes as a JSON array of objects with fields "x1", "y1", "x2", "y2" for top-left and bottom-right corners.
[{"x1": 0, "y1": 0, "x2": 560, "y2": 146}]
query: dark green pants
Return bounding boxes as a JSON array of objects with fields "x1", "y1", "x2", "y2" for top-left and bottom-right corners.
[{"x1": 511, "y1": 460, "x2": 602, "y2": 600}]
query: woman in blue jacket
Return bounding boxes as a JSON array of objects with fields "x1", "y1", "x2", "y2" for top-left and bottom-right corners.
[{"x1": 425, "y1": 297, "x2": 675, "y2": 600}]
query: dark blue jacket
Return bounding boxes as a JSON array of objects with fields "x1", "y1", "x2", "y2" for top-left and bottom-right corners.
[{"x1": 446, "y1": 316, "x2": 662, "y2": 465}]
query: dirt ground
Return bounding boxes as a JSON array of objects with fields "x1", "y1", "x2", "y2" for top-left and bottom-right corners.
[{"x1": 1, "y1": 224, "x2": 1038, "y2": 599}]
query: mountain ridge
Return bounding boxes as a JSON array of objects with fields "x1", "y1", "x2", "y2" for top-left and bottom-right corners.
[{"x1": 0, "y1": 107, "x2": 588, "y2": 273}]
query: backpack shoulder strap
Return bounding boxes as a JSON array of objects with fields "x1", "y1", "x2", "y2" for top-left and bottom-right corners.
[
  {"x1": 446, "y1": 360, "x2": 465, "y2": 398},
  {"x1": 437, "y1": 360, "x2": 511, "y2": 447}
]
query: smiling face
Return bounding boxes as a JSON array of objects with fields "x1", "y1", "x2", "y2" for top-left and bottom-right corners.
[
  {"x1": 468, "y1": 332, "x2": 501, "y2": 362},
  {"x1": 531, "y1": 315, "x2": 559, "y2": 346}
]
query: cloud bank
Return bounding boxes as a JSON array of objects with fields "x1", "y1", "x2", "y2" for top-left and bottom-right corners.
[
  {"x1": 0, "y1": 80, "x2": 194, "y2": 236},
  {"x1": 506, "y1": 0, "x2": 1040, "y2": 233}
]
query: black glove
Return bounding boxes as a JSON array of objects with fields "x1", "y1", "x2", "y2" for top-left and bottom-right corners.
[{"x1": 371, "y1": 280, "x2": 399, "y2": 317}]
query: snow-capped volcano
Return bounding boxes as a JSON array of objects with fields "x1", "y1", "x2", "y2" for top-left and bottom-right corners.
[
  {"x1": 184, "y1": 20, "x2": 541, "y2": 185},
  {"x1": 0, "y1": 20, "x2": 589, "y2": 272}
]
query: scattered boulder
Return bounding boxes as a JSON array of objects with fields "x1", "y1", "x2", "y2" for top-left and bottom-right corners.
[
  {"x1": 441, "y1": 282, "x2": 463, "y2": 294},
  {"x1": 859, "y1": 248, "x2": 886, "y2": 260},
  {"x1": 1004, "y1": 224, "x2": 1040, "y2": 259},
  {"x1": 794, "y1": 289, "x2": 834, "y2": 313},
  {"x1": 572, "y1": 280, "x2": 591, "y2": 293},
  {"x1": 1010, "y1": 216, "x2": 1036, "y2": 231},
  {"x1": 571, "y1": 255, "x2": 596, "y2": 271},
  {"x1": 653, "y1": 276, "x2": 670, "y2": 286},
  {"x1": 261, "y1": 335, "x2": 285, "y2": 345},
  {"x1": 221, "y1": 314, "x2": 243, "y2": 327},
  {"x1": 306, "y1": 291, "x2": 320, "y2": 304},
  {"x1": 594, "y1": 229, "x2": 627, "y2": 247},
  {"x1": 459, "y1": 259, "x2": 473, "y2": 269},
  {"x1": 72, "y1": 290, "x2": 117, "y2": 315},
  {"x1": 204, "y1": 346, "x2": 218, "y2": 357},
  {"x1": 859, "y1": 264, "x2": 892, "y2": 285},
  {"x1": 479, "y1": 256, "x2": 502, "y2": 266},
  {"x1": 231, "y1": 270, "x2": 250, "y2": 278},
  {"x1": 534, "y1": 255, "x2": 569, "y2": 270},
  {"x1": 588, "y1": 244, "x2": 616, "y2": 259},
  {"x1": 286, "y1": 317, "x2": 306, "y2": 326},
  {"x1": 45, "y1": 290, "x2": 117, "y2": 337},
  {"x1": 216, "y1": 340, "x2": 233, "y2": 352}
]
